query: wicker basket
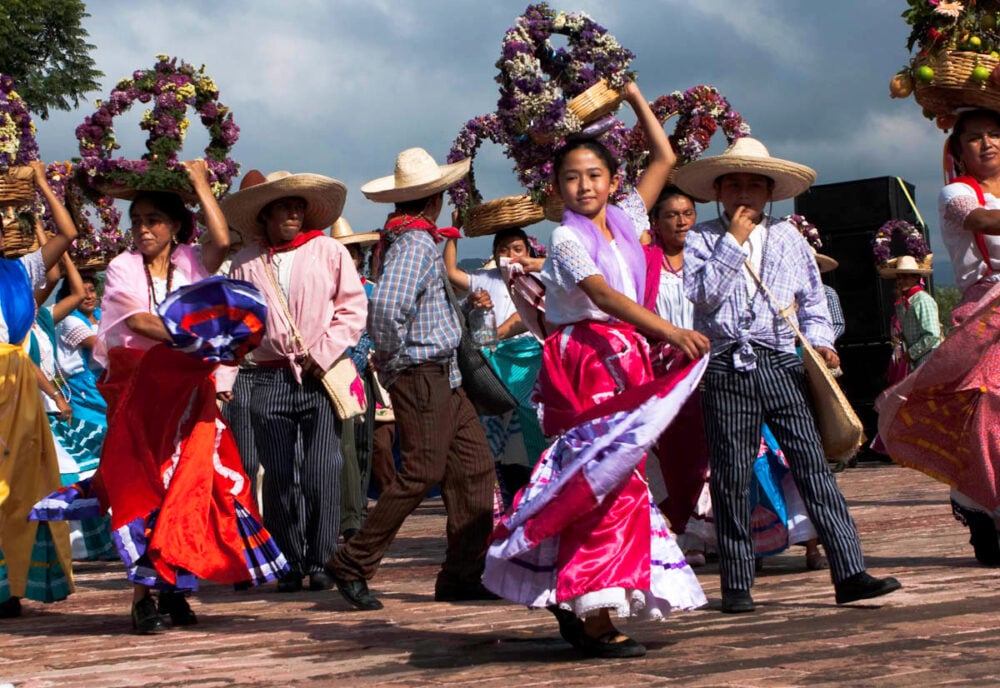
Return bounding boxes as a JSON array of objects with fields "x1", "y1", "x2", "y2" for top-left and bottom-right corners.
[
  {"x1": 464, "y1": 195, "x2": 545, "y2": 237},
  {"x1": 0, "y1": 166, "x2": 36, "y2": 206},
  {"x1": 567, "y1": 79, "x2": 624, "y2": 126},
  {"x1": 913, "y1": 51, "x2": 1000, "y2": 117},
  {"x1": 73, "y1": 253, "x2": 112, "y2": 272},
  {"x1": 543, "y1": 195, "x2": 564, "y2": 223},
  {"x1": 1, "y1": 210, "x2": 39, "y2": 258}
]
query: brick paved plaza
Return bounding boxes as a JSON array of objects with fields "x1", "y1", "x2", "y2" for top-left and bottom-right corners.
[{"x1": 2, "y1": 463, "x2": 998, "y2": 687}]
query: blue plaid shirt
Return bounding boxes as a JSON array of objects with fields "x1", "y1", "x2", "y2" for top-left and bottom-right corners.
[
  {"x1": 684, "y1": 216, "x2": 835, "y2": 368},
  {"x1": 369, "y1": 230, "x2": 461, "y2": 388}
]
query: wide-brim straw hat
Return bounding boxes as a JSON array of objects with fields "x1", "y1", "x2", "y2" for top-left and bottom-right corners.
[
  {"x1": 672, "y1": 137, "x2": 817, "y2": 202},
  {"x1": 815, "y1": 251, "x2": 839, "y2": 273},
  {"x1": 220, "y1": 169, "x2": 347, "y2": 235},
  {"x1": 361, "y1": 147, "x2": 470, "y2": 203},
  {"x1": 878, "y1": 254, "x2": 934, "y2": 278},
  {"x1": 330, "y1": 217, "x2": 379, "y2": 247}
]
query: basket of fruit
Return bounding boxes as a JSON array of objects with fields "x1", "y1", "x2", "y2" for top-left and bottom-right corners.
[{"x1": 893, "y1": 2, "x2": 1000, "y2": 119}]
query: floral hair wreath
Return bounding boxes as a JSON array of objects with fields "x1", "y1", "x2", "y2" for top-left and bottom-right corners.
[
  {"x1": 623, "y1": 85, "x2": 750, "y2": 190},
  {"x1": 783, "y1": 214, "x2": 823, "y2": 250},
  {"x1": 447, "y1": 111, "x2": 632, "y2": 214},
  {"x1": 0, "y1": 74, "x2": 39, "y2": 169},
  {"x1": 496, "y1": 3, "x2": 634, "y2": 141},
  {"x1": 75, "y1": 55, "x2": 240, "y2": 201},
  {"x1": 872, "y1": 219, "x2": 931, "y2": 266},
  {"x1": 43, "y1": 162, "x2": 127, "y2": 263}
]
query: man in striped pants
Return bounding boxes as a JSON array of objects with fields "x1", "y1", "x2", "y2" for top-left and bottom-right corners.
[
  {"x1": 222, "y1": 170, "x2": 368, "y2": 593},
  {"x1": 676, "y1": 138, "x2": 902, "y2": 613}
]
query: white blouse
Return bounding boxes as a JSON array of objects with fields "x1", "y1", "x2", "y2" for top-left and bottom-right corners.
[{"x1": 939, "y1": 182, "x2": 1000, "y2": 291}]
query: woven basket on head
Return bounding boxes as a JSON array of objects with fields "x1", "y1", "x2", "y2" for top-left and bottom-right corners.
[
  {"x1": 74, "y1": 254, "x2": 112, "y2": 272},
  {"x1": 1, "y1": 210, "x2": 38, "y2": 258},
  {"x1": 914, "y1": 51, "x2": 1000, "y2": 117},
  {"x1": 530, "y1": 79, "x2": 625, "y2": 145},
  {"x1": 567, "y1": 79, "x2": 624, "y2": 126},
  {"x1": 0, "y1": 166, "x2": 36, "y2": 206},
  {"x1": 464, "y1": 194, "x2": 545, "y2": 237}
]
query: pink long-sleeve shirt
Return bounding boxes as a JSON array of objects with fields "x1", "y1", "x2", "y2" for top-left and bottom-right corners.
[{"x1": 225, "y1": 236, "x2": 367, "y2": 391}]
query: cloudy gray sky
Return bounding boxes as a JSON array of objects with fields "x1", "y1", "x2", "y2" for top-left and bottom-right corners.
[{"x1": 32, "y1": 1, "x2": 949, "y2": 278}]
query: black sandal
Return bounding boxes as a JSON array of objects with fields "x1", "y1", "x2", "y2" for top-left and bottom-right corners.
[
  {"x1": 579, "y1": 630, "x2": 647, "y2": 658},
  {"x1": 547, "y1": 605, "x2": 584, "y2": 649}
]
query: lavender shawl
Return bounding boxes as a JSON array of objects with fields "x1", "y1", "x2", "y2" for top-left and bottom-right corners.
[{"x1": 561, "y1": 203, "x2": 646, "y2": 301}]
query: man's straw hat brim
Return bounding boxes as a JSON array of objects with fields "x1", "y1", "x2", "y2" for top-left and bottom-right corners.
[
  {"x1": 330, "y1": 217, "x2": 379, "y2": 247},
  {"x1": 361, "y1": 147, "x2": 470, "y2": 203},
  {"x1": 220, "y1": 171, "x2": 347, "y2": 235},
  {"x1": 815, "y1": 252, "x2": 839, "y2": 273},
  {"x1": 878, "y1": 254, "x2": 934, "y2": 278},
  {"x1": 673, "y1": 137, "x2": 816, "y2": 202}
]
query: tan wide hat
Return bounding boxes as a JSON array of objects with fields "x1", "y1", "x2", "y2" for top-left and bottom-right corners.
[
  {"x1": 815, "y1": 251, "x2": 839, "y2": 273},
  {"x1": 361, "y1": 147, "x2": 470, "y2": 203},
  {"x1": 672, "y1": 137, "x2": 817, "y2": 202},
  {"x1": 878, "y1": 254, "x2": 934, "y2": 278},
  {"x1": 331, "y1": 217, "x2": 379, "y2": 247},
  {"x1": 220, "y1": 169, "x2": 347, "y2": 235}
]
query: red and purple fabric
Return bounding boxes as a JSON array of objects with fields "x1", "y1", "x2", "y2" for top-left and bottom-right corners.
[{"x1": 157, "y1": 276, "x2": 267, "y2": 363}]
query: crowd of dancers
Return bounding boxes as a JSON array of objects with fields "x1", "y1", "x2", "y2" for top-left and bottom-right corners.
[{"x1": 4, "y1": 81, "x2": 1000, "y2": 660}]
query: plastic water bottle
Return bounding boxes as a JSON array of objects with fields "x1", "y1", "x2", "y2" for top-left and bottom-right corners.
[{"x1": 469, "y1": 304, "x2": 498, "y2": 351}]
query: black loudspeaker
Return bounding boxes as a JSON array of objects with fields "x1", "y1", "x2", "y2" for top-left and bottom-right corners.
[
  {"x1": 794, "y1": 176, "x2": 926, "y2": 442},
  {"x1": 794, "y1": 176, "x2": 925, "y2": 346}
]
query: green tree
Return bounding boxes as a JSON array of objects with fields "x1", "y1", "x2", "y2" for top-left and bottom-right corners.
[
  {"x1": 933, "y1": 285, "x2": 962, "y2": 336},
  {"x1": 0, "y1": 0, "x2": 102, "y2": 119}
]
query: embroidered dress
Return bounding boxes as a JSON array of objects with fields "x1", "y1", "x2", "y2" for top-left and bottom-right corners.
[
  {"x1": 56, "y1": 308, "x2": 107, "y2": 427},
  {"x1": 878, "y1": 179, "x2": 1000, "y2": 563},
  {"x1": 0, "y1": 251, "x2": 74, "y2": 606},
  {"x1": 35, "y1": 248, "x2": 289, "y2": 589},
  {"x1": 485, "y1": 195, "x2": 707, "y2": 619}
]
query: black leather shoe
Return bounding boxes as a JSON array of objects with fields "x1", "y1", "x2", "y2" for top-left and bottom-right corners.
[
  {"x1": 0, "y1": 596, "x2": 21, "y2": 619},
  {"x1": 434, "y1": 581, "x2": 501, "y2": 602},
  {"x1": 547, "y1": 605, "x2": 584, "y2": 649},
  {"x1": 276, "y1": 571, "x2": 303, "y2": 593},
  {"x1": 579, "y1": 631, "x2": 647, "y2": 658},
  {"x1": 721, "y1": 588, "x2": 756, "y2": 613},
  {"x1": 332, "y1": 574, "x2": 383, "y2": 610},
  {"x1": 308, "y1": 571, "x2": 335, "y2": 591},
  {"x1": 835, "y1": 572, "x2": 902, "y2": 604},
  {"x1": 158, "y1": 591, "x2": 197, "y2": 626},
  {"x1": 131, "y1": 596, "x2": 166, "y2": 634}
]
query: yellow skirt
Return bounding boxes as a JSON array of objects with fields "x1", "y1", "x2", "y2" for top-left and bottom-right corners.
[{"x1": 0, "y1": 342, "x2": 73, "y2": 602}]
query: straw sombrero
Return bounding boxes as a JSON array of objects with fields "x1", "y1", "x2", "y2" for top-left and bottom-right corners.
[
  {"x1": 331, "y1": 217, "x2": 379, "y2": 247},
  {"x1": 361, "y1": 147, "x2": 470, "y2": 203},
  {"x1": 672, "y1": 137, "x2": 816, "y2": 202},
  {"x1": 878, "y1": 254, "x2": 934, "y2": 278},
  {"x1": 815, "y1": 251, "x2": 839, "y2": 273},
  {"x1": 220, "y1": 169, "x2": 347, "y2": 235}
]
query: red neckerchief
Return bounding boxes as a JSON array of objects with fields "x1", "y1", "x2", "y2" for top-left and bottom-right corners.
[
  {"x1": 372, "y1": 214, "x2": 459, "y2": 277},
  {"x1": 895, "y1": 283, "x2": 924, "y2": 310},
  {"x1": 267, "y1": 229, "x2": 325, "y2": 258}
]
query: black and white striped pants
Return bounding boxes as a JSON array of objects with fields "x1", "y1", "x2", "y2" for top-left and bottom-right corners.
[
  {"x1": 223, "y1": 368, "x2": 259, "y2": 498},
  {"x1": 701, "y1": 347, "x2": 866, "y2": 591},
  {"x1": 248, "y1": 366, "x2": 342, "y2": 576}
]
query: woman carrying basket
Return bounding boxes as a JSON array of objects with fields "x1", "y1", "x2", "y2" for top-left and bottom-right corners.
[{"x1": 879, "y1": 109, "x2": 1000, "y2": 566}]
